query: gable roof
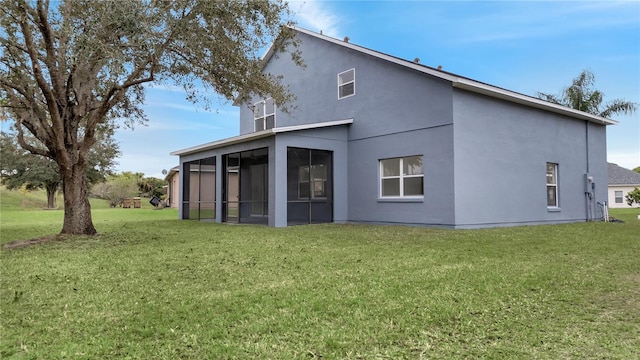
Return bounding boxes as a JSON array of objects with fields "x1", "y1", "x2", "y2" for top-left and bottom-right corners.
[
  {"x1": 608, "y1": 163, "x2": 640, "y2": 185},
  {"x1": 261, "y1": 27, "x2": 617, "y2": 126}
]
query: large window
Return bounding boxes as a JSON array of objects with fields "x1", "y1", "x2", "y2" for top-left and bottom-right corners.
[
  {"x1": 615, "y1": 191, "x2": 623, "y2": 204},
  {"x1": 546, "y1": 163, "x2": 558, "y2": 207},
  {"x1": 182, "y1": 157, "x2": 216, "y2": 221},
  {"x1": 380, "y1": 156, "x2": 423, "y2": 198},
  {"x1": 338, "y1": 68, "x2": 355, "y2": 99},
  {"x1": 222, "y1": 148, "x2": 269, "y2": 225},
  {"x1": 287, "y1": 148, "x2": 333, "y2": 225},
  {"x1": 253, "y1": 98, "x2": 275, "y2": 131}
]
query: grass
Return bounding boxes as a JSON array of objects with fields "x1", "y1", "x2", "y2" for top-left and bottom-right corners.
[{"x1": 1, "y1": 188, "x2": 639, "y2": 359}]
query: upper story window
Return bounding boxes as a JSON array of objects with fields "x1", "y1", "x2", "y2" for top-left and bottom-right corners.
[
  {"x1": 380, "y1": 155, "x2": 424, "y2": 198},
  {"x1": 254, "y1": 98, "x2": 275, "y2": 131},
  {"x1": 338, "y1": 68, "x2": 355, "y2": 99},
  {"x1": 546, "y1": 162, "x2": 558, "y2": 207}
]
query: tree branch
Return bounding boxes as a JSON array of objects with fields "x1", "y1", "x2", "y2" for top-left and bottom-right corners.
[{"x1": 17, "y1": 0, "x2": 66, "y2": 158}]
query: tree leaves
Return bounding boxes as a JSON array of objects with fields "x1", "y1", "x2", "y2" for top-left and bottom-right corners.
[{"x1": 537, "y1": 70, "x2": 637, "y2": 119}]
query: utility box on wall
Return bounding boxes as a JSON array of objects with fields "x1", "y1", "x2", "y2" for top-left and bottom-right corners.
[{"x1": 584, "y1": 173, "x2": 594, "y2": 193}]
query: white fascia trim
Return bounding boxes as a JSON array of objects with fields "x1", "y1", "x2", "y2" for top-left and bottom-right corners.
[
  {"x1": 292, "y1": 27, "x2": 617, "y2": 126},
  {"x1": 273, "y1": 118, "x2": 353, "y2": 133},
  {"x1": 170, "y1": 119, "x2": 353, "y2": 156}
]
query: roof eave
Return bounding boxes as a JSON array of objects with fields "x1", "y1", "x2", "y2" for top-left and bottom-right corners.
[{"x1": 170, "y1": 118, "x2": 353, "y2": 157}]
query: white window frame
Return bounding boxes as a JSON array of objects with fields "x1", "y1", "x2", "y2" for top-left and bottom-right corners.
[
  {"x1": 614, "y1": 191, "x2": 623, "y2": 204},
  {"x1": 546, "y1": 162, "x2": 559, "y2": 208},
  {"x1": 338, "y1": 68, "x2": 355, "y2": 99},
  {"x1": 298, "y1": 164, "x2": 327, "y2": 200},
  {"x1": 253, "y1": 98, "x2": 276, "y2": 132},
  {"x1": 379, "y1": 156, "x2": 424, "y2": 199}
]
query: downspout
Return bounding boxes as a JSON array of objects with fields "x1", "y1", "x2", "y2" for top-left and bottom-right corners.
[{"x1": 585, "y1": 121, "x2": 592, "y2": 221}]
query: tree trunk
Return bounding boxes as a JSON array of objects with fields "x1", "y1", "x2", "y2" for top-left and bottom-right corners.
[
  {"x1": 60, "y1": 164, "x2": 97, "y2": 235},
  {"x1": 45, "y1": 182, "x2": 58, "y2": 209}
]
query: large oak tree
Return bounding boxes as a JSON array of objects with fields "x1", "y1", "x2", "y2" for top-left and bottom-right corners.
[{"x1": 0, "y1": 0, "x2": 299, "y2": 235}]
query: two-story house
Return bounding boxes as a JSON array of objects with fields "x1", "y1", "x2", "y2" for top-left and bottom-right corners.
[{"x1": 171, "y1": 27, "x2": 616, "y2": 228}]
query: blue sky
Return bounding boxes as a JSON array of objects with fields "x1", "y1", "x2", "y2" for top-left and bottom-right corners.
[{"x1": 114, "y1": 0, "x2": 640, "y2": 178}]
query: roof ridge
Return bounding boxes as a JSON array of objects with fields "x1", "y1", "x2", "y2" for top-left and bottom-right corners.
[{"x1": 286, "y1": 26, "x2": 617, "y2": 126}]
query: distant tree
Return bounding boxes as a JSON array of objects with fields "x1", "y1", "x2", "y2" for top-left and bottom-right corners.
[
  {"x1": 537, "y1": 70, "x2": 637, "y2": 118},
  {"x1": 633, "y1": 166, "x2": 640, "y2": 174},
  {"x1": 138, "y1": 176, "x2": 167, "y2": 198},
  {"x1": 1, "y1": 0, "x2": 300, "y2": 235},
  {"x1": 626, "y1": 188, "x2": 640, "y2": 207},
  {"x1": 0, "y1": 131, "x2": 60, "y2": 208},
  {"x1": 91, "y1": 175, "x2": 138, "y2": 208},
  {"x1": 0, "y1": 127, "x2": 119, "y2": 208}
]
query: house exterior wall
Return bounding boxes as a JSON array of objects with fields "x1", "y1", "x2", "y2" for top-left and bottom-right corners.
[
  {"x1": 175, "y1": 29, "x2": 612, "y2": 228},
  {"x1": 166, "y1": 172, "x2": 179, "y2": 208},
  {"x1": 452, "y1": 89, "x2": 608, "y2": 227},
  {"x1": 240, "y1": 31, "x2": 458, "y2": 226},
  {"x1": 240, "y1": 32, "x2": 453, "y2": 137},
  {"x1": 348, "y1": 126, "x2": 456, "y2": 226},
  {"x1": 608, "y1": 185, "x2": 640, "y2": 208},
  {"x1": 274, "y1": 126, "x2": 349, "y2": 226}
]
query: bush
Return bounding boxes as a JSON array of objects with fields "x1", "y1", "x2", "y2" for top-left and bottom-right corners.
[
  {"x1": 626, "y1": 187, "x2": 640, "y2": 207},
  {"x1": 91, "y1": 177, "x2": 138, "y2": 207}
]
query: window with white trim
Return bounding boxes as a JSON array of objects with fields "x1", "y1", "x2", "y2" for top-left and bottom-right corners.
[
  {"x1": 253, "y1": 98, "x2": 275, "y2": 131},
  {"x1": 546, "y1": 163, "x2": 558, "y2": 207},
  {"x1": 615, "y1": 191, "x2": 623, "y2": 203},
  {"x1": 338, "y1": 68, "x2": 355, "y2": 99},
  {"x1": 298, "y1": 164, "x2": 327, "y2": 199},
  {"x1": 380, "y1": 156, "x2": 424, "y2": 198}
]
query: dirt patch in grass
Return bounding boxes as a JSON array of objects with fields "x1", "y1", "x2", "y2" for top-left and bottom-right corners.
[{"x1": 2, "y1": 235, "x2": 62, "y2": 249}]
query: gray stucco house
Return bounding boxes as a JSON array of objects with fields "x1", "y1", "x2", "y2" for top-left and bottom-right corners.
[{"x1": 171, "y1": 27, "x2": 616, "y2": 228}]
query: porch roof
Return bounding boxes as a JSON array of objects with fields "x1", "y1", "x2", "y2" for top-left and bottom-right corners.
[{"x1": 170, "y1": 118, "x2": 353, "y2": 156}]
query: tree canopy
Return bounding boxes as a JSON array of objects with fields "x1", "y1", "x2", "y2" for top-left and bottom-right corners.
[
  {"x1": 0, "y1": 0, "x2": 300, "y2": 235},
  {"x1": 537, "y1": 70, "x2": 637, "y2": 118}
]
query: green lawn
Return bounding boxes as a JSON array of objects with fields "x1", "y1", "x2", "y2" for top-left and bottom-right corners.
[{"x1": 1, "y1": 188, "x2": 639, "y2": 359}]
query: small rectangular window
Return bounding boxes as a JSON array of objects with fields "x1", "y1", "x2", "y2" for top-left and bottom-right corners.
[
  {"x1": 253, "y1": 98, "x2": 276, "y2": 131},
  {"x1": 338, "y1": 68, "x2": 355, "y2": 99},
  {"x1": 380, "y1": 156, "x2": 424, "y2": 198},
  {"x1": 546, "y1": 163, "x2": 558, "y2": 207},
  {"x1": 615, "y1": 191, "x2": 623, "y2": 203}
]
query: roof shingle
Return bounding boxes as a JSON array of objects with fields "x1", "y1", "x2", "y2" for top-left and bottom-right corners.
[{"x1": 608, "y1": 163, "x2": 640, "y2": 185}]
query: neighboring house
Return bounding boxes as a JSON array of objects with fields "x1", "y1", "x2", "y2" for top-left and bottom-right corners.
[
  {"x1": 165, "y1": 164, "x2": 239, "y2": 215},
  {"x1": 607, "y1": 163, "x2": 640, "y2": 208},
  {"x1": 171, "y1": 27, "x2": 616, "y2": 228},
  {"x1": 164, "y1": 166, "x2": 180, "y2": 208}
]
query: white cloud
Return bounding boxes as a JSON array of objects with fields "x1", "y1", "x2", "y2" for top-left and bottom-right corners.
[
  {"x1": 453, "y1": 1, "x2": 638, "y2": 44},
  {"x1": 608, "y1": 151, "x2": 640, "y2": 170},
  {"x1": 114, "y1": 153, "x2": 173, "y2": 179},
  {"x1": 290, "y1": 0, "x2": 341, "y2": 37}
]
